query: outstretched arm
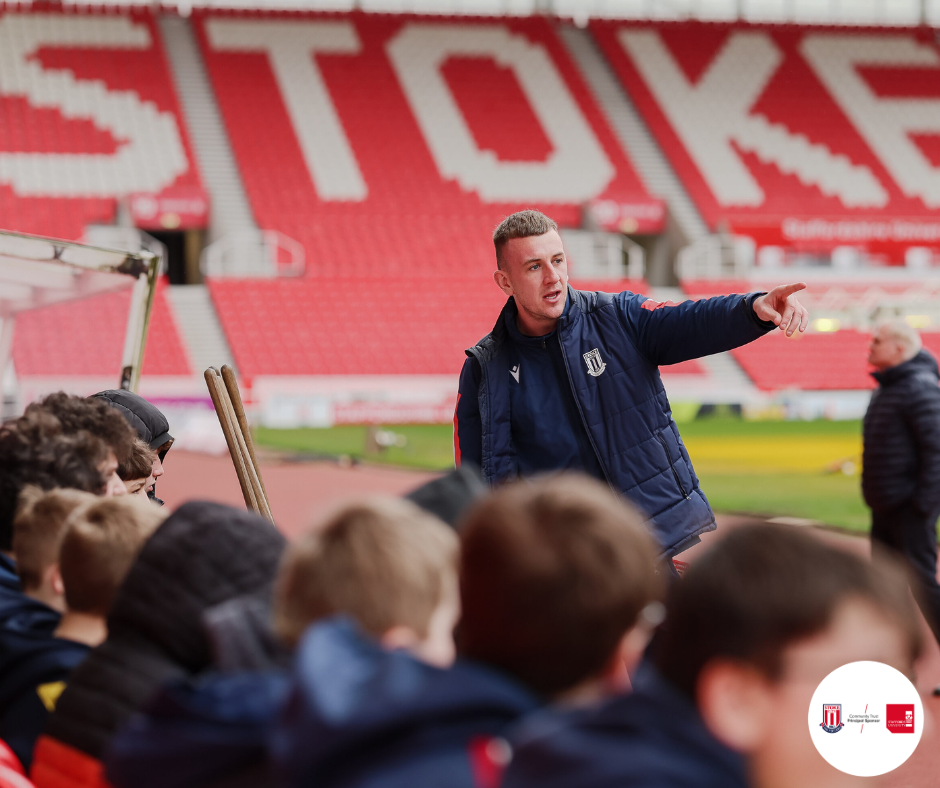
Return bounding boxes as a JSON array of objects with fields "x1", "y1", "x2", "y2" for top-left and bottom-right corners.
[{"x1": 618, "y1": 283, "x2": 808, "y2": 367}]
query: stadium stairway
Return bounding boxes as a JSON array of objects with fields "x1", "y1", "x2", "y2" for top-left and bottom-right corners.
[
  {"x1": 557, "y1": 24, "x2": 708, "y2": 245},
  {"x1": 159, "y1": 15, "x2": 257, "y2": 244},
  {"x1": 165, "y1": 284, "x2": 236, "y2": 374}
]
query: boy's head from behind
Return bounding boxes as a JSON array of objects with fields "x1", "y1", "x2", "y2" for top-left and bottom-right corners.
[
  {"x1": 59, "y1": 495, "x2": 167, "y2": 619},
  {"x1": 458, "y1": 474, "x2": 663, "y2": 700},
  {"x1": 273, "y1": 497, "x2": 459, "y2": 667},
  {"x1": 656, "y1": 524, "x2": 922, "y2": 788},
  {"x1": 13, "y1": 487, "x2": 98, "y2": 612},
  {"x1": 0, "y1": 411, "x2": 114, "y2": 552}
]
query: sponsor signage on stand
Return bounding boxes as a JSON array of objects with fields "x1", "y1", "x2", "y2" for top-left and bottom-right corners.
[{"x1": 130, "y1": 187, "x2": 209, "y2": 230}]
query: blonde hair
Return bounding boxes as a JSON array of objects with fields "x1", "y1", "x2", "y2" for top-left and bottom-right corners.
[
  {"x1": 273, "y1": 497, "x2": 458, "y2": 648},
  {"x1": 59, "y1": 495, "x2": 167, "y2": 616},
  {"x1": 13, "y1": 487, "x2": 97, "y2": 591},
  {"x1": 493, "y1": 210, "x2": 558, "y2": 270}
]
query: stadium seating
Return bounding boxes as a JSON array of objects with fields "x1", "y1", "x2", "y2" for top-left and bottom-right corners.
[
  {"x1": 732, "y1": 329, "x2": 875, "y2": 392},
  {"x1": 12, "y1": 278, "x2": 191, "y2": 378},
  {"x1": 195, "y1": 12, "x2": 652, "y2": 280},
  {"x1": 7, "y1": 9, "x2": 932, "y2": 394},
  {"x1": 591, "y1": 21, "x2": 940, "y2": 260},
  {"x1": 206, "y1": 277, "x2": 710, "y2": 378},
  {"x1": 680, "y1": 279, "x2": 940, "y2": 390},
  {"x1": 194, "y1": 12, "x2": 667, "y2": 378},
  {"x1": 0, "y1": 9, "x2": 203, "y2": 381},
  {"x1": 731, "y1": 331, "x2": 940, "y2": 392},
  {"x1": 0, "y1": 9, "x2": 202, "y2": 241}
]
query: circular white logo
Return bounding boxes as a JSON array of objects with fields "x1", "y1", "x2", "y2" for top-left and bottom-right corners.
[{"x1": 808, "y1": 661, "x2": 923, "y2": 776}]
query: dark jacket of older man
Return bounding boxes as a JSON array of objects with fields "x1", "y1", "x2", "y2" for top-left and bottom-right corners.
[{"x1": 863, "y1": 348, "x2": 940, "y2": 643}]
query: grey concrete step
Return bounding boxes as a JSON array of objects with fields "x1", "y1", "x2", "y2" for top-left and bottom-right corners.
[
  {"x1": 557, "y1": 24, "x2": 709, "y2": 244},
  {"x1": 158, "y1": 15, "x2": 256, "y2": 243},
  {"x1": 166, "y1": 284, "x2": 236, "y2": 374}
]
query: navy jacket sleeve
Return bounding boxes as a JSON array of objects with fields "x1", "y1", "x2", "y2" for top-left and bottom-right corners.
[
  {"x1": 615, "y1": 292, "x2": 776, "y2": 367},
  {"x1": 905, "y1": 382, "x2": 940, "y2": 516},
  {"x1": 455, "y1": 358, "x2": 482, "y2": 470}
]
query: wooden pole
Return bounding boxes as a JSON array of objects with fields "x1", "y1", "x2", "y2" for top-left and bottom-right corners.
[
  {"x1": 220, "y1": 364, "x2": 267, "y2": 497},
  {"x1": 205, "y1": 367, "x2": 259, "y2": 515},
  {"x1": 216, "y1": 374, "x2": 273, "y2": 524}
]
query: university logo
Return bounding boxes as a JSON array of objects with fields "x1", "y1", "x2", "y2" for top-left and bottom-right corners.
[
  {"x1": 886, "y1": 704, "x2": 915, "y2": 734},
  {"x1": 821, "y1": 704, "x2": 843, "y2": 733},
  {"x1": 583, "y1": 348, "x2": 607, "y2": 377}
]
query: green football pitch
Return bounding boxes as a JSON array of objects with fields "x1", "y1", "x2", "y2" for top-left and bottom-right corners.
[{"x1": 254, "y1": 417, "x2": 870, "y2": 534}]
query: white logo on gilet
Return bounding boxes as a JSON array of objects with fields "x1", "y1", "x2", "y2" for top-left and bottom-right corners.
[{"x1": 583, "y1": 349, "x2": 606, "y2": 377}]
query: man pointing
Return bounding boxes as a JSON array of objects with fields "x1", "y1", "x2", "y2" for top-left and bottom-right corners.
[{"x1": 454, "y1": 210, "x2": 808, "y2": 558}]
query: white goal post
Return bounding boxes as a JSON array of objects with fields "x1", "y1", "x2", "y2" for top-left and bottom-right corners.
[{"x1": 0, "y1": 229, "x2": 161, "y2": 394}]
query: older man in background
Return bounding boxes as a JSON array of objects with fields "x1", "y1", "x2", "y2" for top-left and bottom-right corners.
[{"x1": 863, "y1": 319, "x2": 940, "y2": 686}]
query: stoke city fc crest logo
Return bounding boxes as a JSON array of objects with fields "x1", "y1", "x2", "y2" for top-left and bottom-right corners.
[
  {"x1": 821, "y1": 704, "x2": 844, "y2": 733},
  {"x1": 583, "y1": 348, "x2": 607, "y2": 377}
]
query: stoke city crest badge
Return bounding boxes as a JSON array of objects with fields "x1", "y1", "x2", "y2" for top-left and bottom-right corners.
[
  {"x1": 583, "y1": 348, "x2": 607, "y2": 378},
  {"x1": 821, "y1": 704, "x2": 843, "y2": 733}
]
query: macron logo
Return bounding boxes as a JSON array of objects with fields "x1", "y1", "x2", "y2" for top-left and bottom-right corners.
[{"x1": 510, "y1": 365, "x2": 520, "y2": 383}]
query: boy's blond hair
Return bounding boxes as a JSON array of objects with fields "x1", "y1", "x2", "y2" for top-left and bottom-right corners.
[
  {"x1": 59, "y1": 496, "x2": 167, "y2": 616},
  {"x1": 273, "y1": 497, "x2": 458, "y2": 648},
  {"x1": 13, "y1": 487, "x2": 98, "y2": 591}
]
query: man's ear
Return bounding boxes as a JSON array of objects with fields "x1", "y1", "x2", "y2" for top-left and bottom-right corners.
[
  {"x1": 697, "y1": 660, "x2": 774, "y2": 753},
  {"x1": 493, "y1": 268, "x2": 513, "y2": 296}
]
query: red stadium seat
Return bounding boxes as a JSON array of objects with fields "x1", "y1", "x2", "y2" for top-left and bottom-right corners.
[
  {"x1": 720, "y1": 320, "x2": 939, "y2": 393},
  {"x1": 208, "y1": 278, "x2": 505, "y2": 376},
  {"x1": 732, "y1": 329, "x2": 876, "y2": 392},
  {"x1": 13, "y1": 278, "x2": 191, "y2": 377},
  {"x1": 207, "y1": 277, "x2": 707, "y2": 378}
]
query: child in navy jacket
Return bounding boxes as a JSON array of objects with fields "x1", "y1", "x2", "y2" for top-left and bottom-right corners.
[{"x1": 502, "y1": 524, "x2": 924, "y2": 788}]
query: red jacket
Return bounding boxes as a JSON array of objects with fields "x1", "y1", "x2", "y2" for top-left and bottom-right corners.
[
  {"x1": 0, "y1": 739, "x2": 34, "y2": 788},
  {"x1": 29, "y1": 737, "x2": 110, "y2": 788}
]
